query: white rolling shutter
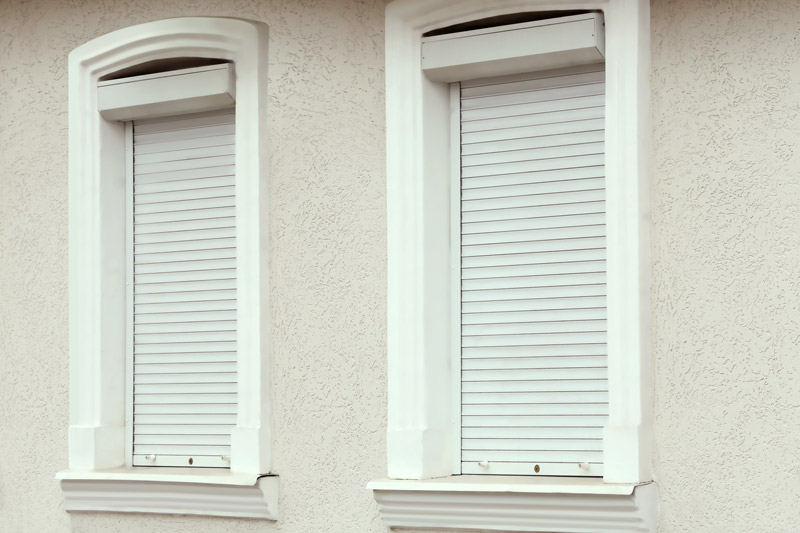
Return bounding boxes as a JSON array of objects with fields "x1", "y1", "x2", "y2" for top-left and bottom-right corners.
[
  {"x1": 131, "y1": 109, "x2": 237, "y2": 468},
  {"x1": 459, "y1": 65, "x2": 607, "y2": 477}
]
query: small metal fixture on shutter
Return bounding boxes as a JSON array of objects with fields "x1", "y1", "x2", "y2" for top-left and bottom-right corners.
[
  {"x1": 459, "y1": 64, "x2": 607, "y2": 477},
  {"x1": 131, "y1": 108, "x2": 237, "y2": 468}
]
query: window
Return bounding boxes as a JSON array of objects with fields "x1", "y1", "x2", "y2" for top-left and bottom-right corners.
[
  {"x1": 371, "y1": 1, "x2": 657, "y2": 531},
  {"x1": 58, "y1": 17, "x2": 277, "y2": 519}
]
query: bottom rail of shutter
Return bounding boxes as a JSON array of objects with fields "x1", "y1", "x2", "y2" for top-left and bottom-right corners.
[
  {"x1": 133, "y1": 454, "x2": 230, "y2": 468},
  {"x1": 461, "y1": 460, "x2": 603, "y2": 477}
]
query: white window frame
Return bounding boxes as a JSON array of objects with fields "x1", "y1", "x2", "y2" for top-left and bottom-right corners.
[
  {"x1": 371, "y1": 0, "x2": 656, "y2": 530},
  {"x1": 57, "y1": 17, "x2": 277, "y2": 519}
]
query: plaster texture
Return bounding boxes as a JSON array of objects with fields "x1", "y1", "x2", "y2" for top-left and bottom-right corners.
[
  {"x1": 651, "y1": 0, "x2": 800, "y2": 531},
  {"x1": 1, "y1": 0, "x2": 800, "y2": 532},
  {"x1": 0, "y1": 0, "x2": 387, "y2": 531}
]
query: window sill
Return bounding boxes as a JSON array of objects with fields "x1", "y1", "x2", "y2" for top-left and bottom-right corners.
[
  {"x1": 57, "y1": 468, "x2": 278, "y2": 519},
  {"x1": 368, "y1": 476, "x2": 657, "y2": 532}
]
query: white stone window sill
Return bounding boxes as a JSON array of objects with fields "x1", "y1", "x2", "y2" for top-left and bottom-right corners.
[
  {"x1": 368, "y1": 475, "x2": 657, "y2": 532},
  {"x1": 57, "y1": 468, "x2": 278, "y2": 519}
]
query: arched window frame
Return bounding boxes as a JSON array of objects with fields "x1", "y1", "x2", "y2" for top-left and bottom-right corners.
[
  {"x1": 58, "y1": 17, "x2": 277, "y2": 519},
  {"x1": 371, "y1": 0, "x2": 656, "y2": 530}
]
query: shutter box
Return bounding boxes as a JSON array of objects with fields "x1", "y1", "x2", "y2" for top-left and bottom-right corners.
[
  {"x1": 99, "y1": 64, "x2": 235, "y2": 121},
  {"x1": 459, "y1": 65, "x2": 607, "y2": 477},
  {"x1": 422, "y1": 13, "x2": 605, "y2": 83}
]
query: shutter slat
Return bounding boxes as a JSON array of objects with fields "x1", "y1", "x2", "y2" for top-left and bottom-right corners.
[
  {"x1": 463, "y1": 367, "x2": 607, "y2": 382},
  {"x1": 460, "y1": 284, "x2": 606, "y2": 303},
  {"x1": 462, "y1": 415, "x2": 605, "y2": 427},
  {"x1": 135, "y1": 123, "x2": 236, "y2": 145},
  {"x1": 462, "y1": 154, "x2": 605, "y2": 179},
  {"x1": 134, "y1": 246, "x2": 236, "y2": 263},
  {"x1": 460, "y1": 68, "x2": 607, "y2": 476},
  {"x1": 135, "y1": 382, "x2": 236, "y2": 394},
  {"x1": 462, "y1": 355, "x2": 607, "y2": 370},
  {"x1": 135, "y1": 362, "x2": 236, "y2": 374},
  {"x1": 462, "y1": 83, "x2": 605, "y2": 111},
  {"x1": 462, "y1": 94, "x2": 605, "y2": 122},
  {"x1": 462, "y1": 261, "x2": 606, "y2": 281},
  {"x1": 134, "y1": 393, "x2": 237, "y2": 405},
  {"x1": 135, "y1": 300, "x2": 236, "y2": 314},
  {"x1": 462, "y1": 106, "x2": 604, "y2": 134},
  {"x1": 463, "y1": 296, "x2": 606, "y2": 315},
  {"x1": 134, "y1": 433, "x2": 232, "y2": 444},
  {"x1": 463, "y1": 403, "x2": 608, "y2": 416},
  {"x1": 462, "y1": 379, "x2": 608, "y2": 393},
  {"x1": 133, "y1": 278, "x2": 236, "y2": 295},
  {"x1": 462, "y1": 249, "x2": 606, "y2": 270},
  {"x1": 132, "y1": 110, "x2": 237, "y2": 469},
  {"x1": 134, "y1": 217, "x2": 236, "y2": 236},
  {"x1": 135, "y1": 372, "x2": 237, "y2": 384},
  {"x1": 463, "y1": 142, "x2": 604, "y2": 167},
  {"x1": 135, "y1": 143, "x2": 234, "y2": 165},
  {"x1": 135, "y1": 405, "x2": 236, "y2": 416},
  {"x1": 133, "y1": 185, "x2": 235, "y2": 204},
  {"x1": 134, "y1": 154, "x2": 235, "y2": 175},
  {"x1": 135, "y1": 320, "x2": 235, "y2": 334},
  {"x1": 463, "y1": 344, "x2": 606, "y2": 359},
  {"x1": 135, "y1": 133, "x2": 236, "y2": 155},
  {"x1": 135, "y1": 258, "x2": 236, "y2": 274},
  {"x1": 462, "y1": 426, "x2": 602, "y2": 439},
  {"x1": 462, "y1": 119, "x2": 605, "y2": 146},
  {"x1": 135, "y1": 424, "x2": 233, "y2": 435},
  {"x1": 462, "y1": 166, "x2": 604, "y2": 190},
  {"x1": 461, "y1": 202, "x2": 606, "y2": 224},
  {"x1": 134, "y1": 310, "x2": 236, "y2": 323},
  {"x1": 462, "y1": 319, "x2": 606, "y2": 336},
  {"x1": 133, "y1": 166, "x2": 235, "y2": 185},
  {"x1": 461, "y1": 238, "x2": 606, "y2": 259},
  {"x1": 133, "y1": 444, "x2": 230, "y2": 455},
  {"x1": 135, "y1": 175, "x2": 234, "y2": 194},
  {"x1": 463, "y1": 128, "x2": 603, "y2": 156},
  {"x1": 133, "y1": 195, "x2": 235, "y2": 216},
  {"x1": 463, "y1": 450, "x2": 603, "y2": 462},
  {"x1": 135, "y1": 207, "x2": 235, "y2": 225},
  {"x1": 463, "y1": 181, "x2": 605, "y2": 210},
  {"x1": 461, "y1": 67, "x2": 603, "y2": 95},
  {"x1": 135, "y1": 268, "x2": 236, "y2": 284},
  {"x1": 462, "y1": 438, "x2": 602, "y2": 451},
  {"x1": 134, "y1": 290, "x2": 236, "y2": 306}
]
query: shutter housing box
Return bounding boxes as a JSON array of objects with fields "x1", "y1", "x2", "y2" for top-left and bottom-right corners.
[
  {"x1": 422, "y1": 13, "x2": 605, "y2": 83},
  {"x1": 98, "y1": 64, "x2": 235, "y2": 121}
]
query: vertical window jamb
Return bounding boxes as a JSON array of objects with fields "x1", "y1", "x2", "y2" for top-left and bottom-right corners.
[
  {"x1": 449, "y1": 82, "x2": 463, "y2": 475},
  {"x1": 124, "y1": 120, "x2": 135, "y2": 467}
]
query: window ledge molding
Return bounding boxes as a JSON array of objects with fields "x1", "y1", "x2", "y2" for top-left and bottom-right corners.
[
  {"x1": 369, "y1": 477, "x2": 657, "y2": 532},
  {"x1": 58, "y1": 471, "x2": 278, "y2": 519}
]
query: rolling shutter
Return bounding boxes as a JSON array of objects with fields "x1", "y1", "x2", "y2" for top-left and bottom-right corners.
[
  {"x1": 459, "y1": 65, "x2": 607, "y2": 477},
  {"x1": 131, "y1": 109, "x2": 237, "y2": 468}
]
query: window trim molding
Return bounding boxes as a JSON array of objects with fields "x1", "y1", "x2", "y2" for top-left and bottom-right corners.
[
  {"x1": 61, "y1": 16, "x2": 273, "y2": 510},
  {"x1": 383, "y1": 0, "x2": 651, "y2": 485}
]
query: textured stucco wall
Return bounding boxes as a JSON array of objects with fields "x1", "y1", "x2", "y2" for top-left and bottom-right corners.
[
  {"x1": 0, "y1": 0, "x2": 387, "y2": 531},
  {"x1": 2, "y1": 0, "x2": 800, "y2": 532},
  {"x1": 651, "y1": 0, "x2": 800, "y2": 531}
]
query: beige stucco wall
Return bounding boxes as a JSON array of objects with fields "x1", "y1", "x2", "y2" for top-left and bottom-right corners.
[
  {"x1": 1, "y1": 0, "x2": 799, "y2": 531},
  {"x1": 0, "y1": 0, "x2": 388, "y2": 531},
  {"x1": 650, "y1": 0, "x2": 800, "y2": 531}
]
